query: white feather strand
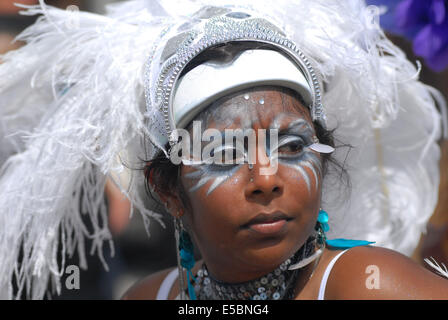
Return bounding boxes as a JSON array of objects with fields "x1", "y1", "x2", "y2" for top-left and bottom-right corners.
[{"x1": 424, "y1": 257, "x2": 448, "y2": 280}]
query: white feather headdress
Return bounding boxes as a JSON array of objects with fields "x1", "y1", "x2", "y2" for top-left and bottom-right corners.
[{"x1": 0, "y1": 0, "x2": 445, "y2": 299}]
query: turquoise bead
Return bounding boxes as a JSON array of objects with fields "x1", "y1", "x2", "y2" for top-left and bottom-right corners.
[
  {"x1": 318, "y1": 210, "x2": 330, "y2": 232},
  {"x1": 317, "y1": 210, "x2": 328, "y2": 223}
]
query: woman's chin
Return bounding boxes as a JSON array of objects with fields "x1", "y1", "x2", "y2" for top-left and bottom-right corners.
[{"x1": 240, "y1": 240, "x2": 302, "y2": 270}]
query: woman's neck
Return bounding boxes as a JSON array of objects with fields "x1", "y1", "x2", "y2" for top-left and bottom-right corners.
[{"x1": 192, "y1": 239, "x2": 320, "y2": 300}]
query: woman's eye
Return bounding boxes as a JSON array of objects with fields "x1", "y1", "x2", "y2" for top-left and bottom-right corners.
[
  {"x1": 276, "y1": 136, "x2": 305, "y2": 156},
  {"x1": 278, "y1": 141, "x2": 304, "y2": 154}
]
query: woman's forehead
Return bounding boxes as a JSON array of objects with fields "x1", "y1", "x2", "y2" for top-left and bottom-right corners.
[{"x1": 194, "y1": 87, "x2": 313, "y2": 131}]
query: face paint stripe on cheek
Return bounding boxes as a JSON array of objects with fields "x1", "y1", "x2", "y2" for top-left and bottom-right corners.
[
  {"x1": 188, "y1": 175, "x2": 213, "y2": 193},
  {"x1": 185, "y1": 167, "x2": 213, "y2": 192},
  {"x1": 307, "y1": 153, "x2": 324, "y2": 191},
  {"x1": 279, "y1": 149, "x2": 322, "y2": 194},
  {"x1": 205, "y1": 165, "x2": 243, "y2": 195},
  {"x1": 184, "y1": 169, "x2": 203, "y2": 179},
  {"x1": 306, "y1": 155, "x2": 323, "y2": 178},
  {"x1": 185, "y1": 165, "x2": 242, "y2": 195},
  {"x1": 206, "y1": 175, "x2": 229, "y2": 195},
  {"x1": 302, "y1": 161, "x2": 319, "y2": 192},
  {"x1": 282, "y1": 162, "x2": 311, "y2": 194}
]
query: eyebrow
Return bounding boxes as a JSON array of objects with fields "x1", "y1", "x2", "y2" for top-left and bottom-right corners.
[
  {"x1": 204, "y1": 114, "x2": 314, "y2": 138},
  {"x1": 269, "y1": 116, "x2": 314, "y2": 135}
]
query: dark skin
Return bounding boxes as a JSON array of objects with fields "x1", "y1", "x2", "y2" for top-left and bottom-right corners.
[{"x1": 123, "y1": 87, "x2": 448, "y2": 299}]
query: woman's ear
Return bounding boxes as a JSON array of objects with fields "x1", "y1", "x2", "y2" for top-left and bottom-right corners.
[
  {"x1": 158, "y1": 192, "x2": 185, "y2": 218},
  {"x1": 147, "y1": 166, "x2": 185, "y2": 218}
]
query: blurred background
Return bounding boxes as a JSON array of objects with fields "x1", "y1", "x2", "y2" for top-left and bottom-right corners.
[{"x1": 1, "y1": 0, "x2": 448, "y2": 299}]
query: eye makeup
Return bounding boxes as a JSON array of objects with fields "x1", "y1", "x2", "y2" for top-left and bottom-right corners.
[
  {"x1": 272, "y1": 118, "x2": 322, "y2": 194},
  {"x1": 184, "y1": 133, "x2": 247, "y2": 195},
  {"x1": 184, "y1": 115, "x2": 323, "y2": 196},
  {"x1": 184, "y1": 163, "x2": 241, "y2": 196},
  {"x1": 277, "y1": 149, "x2": 322, "y2": 194},
  {"x1": 210, "y1": 141, "x2": 246, "y2": 164}
]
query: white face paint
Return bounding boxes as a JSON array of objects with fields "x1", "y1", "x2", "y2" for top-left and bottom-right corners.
[
  {"x1": 273, "y1": 118, "x2": 322, "y2": 194},
  {"x1": 183, "y1": 93, "x2": 257, "y2": 195},
  {"x1": 184, "y1": 113, "x2": 322, "y2": 196},
  {"x1": 185, "y1": 162, "x2": 242, "y2": 196}
]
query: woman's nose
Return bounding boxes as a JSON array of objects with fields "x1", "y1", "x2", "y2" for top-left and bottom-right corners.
[{"x1": 244, "y1": 143, "x2": 283, "y2": 204}]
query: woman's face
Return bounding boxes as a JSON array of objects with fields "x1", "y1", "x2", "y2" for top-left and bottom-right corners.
[{"x1": 178, "y1": 87, "x2": 322, "y2": 283}]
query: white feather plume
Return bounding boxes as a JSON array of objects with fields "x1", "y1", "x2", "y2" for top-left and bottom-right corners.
[{"x1": 0, "y1": 1, "x2": 168, "y2": 299}]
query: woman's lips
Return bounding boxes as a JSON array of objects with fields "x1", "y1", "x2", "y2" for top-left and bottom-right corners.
[
  {"x1": 248, "y1": 219, "x2": 288, "y2": 235},
  {"x1": 242, "y1": 211, "x2": 292, "y2": 236}
]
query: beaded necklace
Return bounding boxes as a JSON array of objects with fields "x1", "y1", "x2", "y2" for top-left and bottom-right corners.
[{"x1": 191, "y1": 230, "x2": 323, "y2": 300}]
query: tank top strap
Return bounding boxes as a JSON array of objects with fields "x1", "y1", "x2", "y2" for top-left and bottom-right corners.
[
  {"x1": 317, "y1": 249, "x2": 349, "y2": 300},
  {"x1": 156, "y1": 268, "x2": 179, "y2": 300}
]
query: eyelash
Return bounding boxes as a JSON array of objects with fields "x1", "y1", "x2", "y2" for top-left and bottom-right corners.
[
  {"x1": 278, "y1": 141, "x2": 304, "y2": 154},
  {"x1": 205, "y1": 135, "x2": 307, "y2": 168},
  {"x1": 274, "y1": 135, "x2": 306, "y2": 158},
  {"x1": 208, "y1": 145, "x2": 245, "y2": 167}
]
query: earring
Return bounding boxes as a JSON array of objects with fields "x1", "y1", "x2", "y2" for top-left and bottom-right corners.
[
  {"x1": 174, "y1": 218, "x2": 187, "y2": 300},
  {"x1": 288, "y1": 219, "x2": 326, "y2": 271},
  {"x1": 174, "y1": 217, "x2": 197, "y2": 300},
  {"x1": 317, "y1": 209, "x2": 329, "y2": 233},
  {"x1": 316, "y1": 208, "x2": 375, "y2": 249}
]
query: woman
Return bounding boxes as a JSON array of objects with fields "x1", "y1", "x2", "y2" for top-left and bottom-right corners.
[
  {"x1": 123, "y1": 47, "x2": 448, "y2": 299},
  {"x1": 0, "y1": 0, "x2": 447, "y2": 299}
]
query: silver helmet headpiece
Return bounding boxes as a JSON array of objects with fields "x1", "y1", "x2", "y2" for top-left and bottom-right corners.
[{"x1": 144, "y1": 7, "x2": 326, "y2": 149}]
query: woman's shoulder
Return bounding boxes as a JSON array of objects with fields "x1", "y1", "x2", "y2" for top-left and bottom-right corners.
[
  {"x1": 324, "y1": 245, "x2": 448, "y2": 299},
  {"x1": 121, "y1": 266, "x2": 178, "y2": 300}
]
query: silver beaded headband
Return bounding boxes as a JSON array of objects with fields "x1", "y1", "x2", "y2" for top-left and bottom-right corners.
[{"x1": 144, "y1": 7, "x2": 326, "y2": 149}]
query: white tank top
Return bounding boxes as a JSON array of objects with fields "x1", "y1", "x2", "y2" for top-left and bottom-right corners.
[{"x1": 156, "y1": 249, "x2": 349, "y2": 300}]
